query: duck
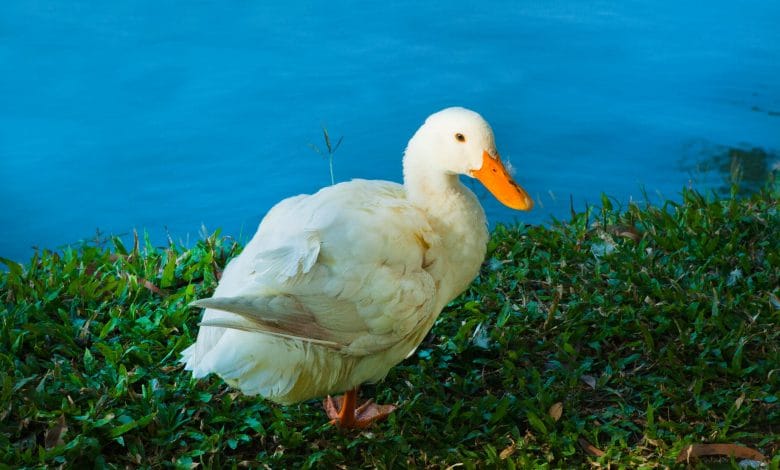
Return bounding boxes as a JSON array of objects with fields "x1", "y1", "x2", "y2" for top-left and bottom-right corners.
[{"x1": 180, "y1": 107, "x2": 533, "y2": 428}]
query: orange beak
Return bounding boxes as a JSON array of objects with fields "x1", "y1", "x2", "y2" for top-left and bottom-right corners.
[{"x1": 470, "y1": 150, "x2": 533, "y2": 210}]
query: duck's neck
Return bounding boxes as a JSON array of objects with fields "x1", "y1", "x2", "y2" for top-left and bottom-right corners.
[
  {"x1": 402, "y1": 146, "x2": 489, "y2": 300},
  {"x1": 403, "y1": 166, "x2": 460, "y2": 207}
]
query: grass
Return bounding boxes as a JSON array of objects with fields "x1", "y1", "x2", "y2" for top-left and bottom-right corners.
[
  {"x1": 309, "y1": 127, "x2": 343, "y2": 186},
  {"x1": 1, "y1": 184, "x2": 778, "y2": 468}
]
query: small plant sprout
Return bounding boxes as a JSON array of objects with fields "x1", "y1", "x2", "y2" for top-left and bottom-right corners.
[{"x1": 309, "y1": 127, "x2": 343, "y2": 185}]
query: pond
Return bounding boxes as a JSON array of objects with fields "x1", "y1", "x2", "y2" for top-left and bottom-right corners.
[{"x1": 1, "y1": 1, "x2": 778, "y2": 262}]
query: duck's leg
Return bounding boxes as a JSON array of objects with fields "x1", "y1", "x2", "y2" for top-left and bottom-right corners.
[{"x1": 323, "y1": 388, "x2": 397, "y2": 429}]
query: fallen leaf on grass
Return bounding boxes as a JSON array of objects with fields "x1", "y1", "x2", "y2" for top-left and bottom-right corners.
[
  {"x1": 734, "y1": 393, "x2": 745, "y2": 410},
  {"x1": 548, "y1": 402, "x2": 563, "y2": 422},
  {"x1": 675, "y1": 443, "x2": 767, "y2": 464},
  {"x1": 139, "y1": 277, "x2": 164, "y2": 295},
  {"x1": 44, "y1": 415, "x2": 68, "y2": 449},
  {"x1": 579, "y1": 438, "x2": 605, "y2": 457},
  {"x1": 499, "y1": 440, "x2": 516, "y2": 460},
  {"x1": 607, "y1": 224, "x2": 642, "y2": 242}
]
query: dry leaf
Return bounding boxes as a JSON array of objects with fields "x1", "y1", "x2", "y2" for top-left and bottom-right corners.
[
  {"x1": 735, "y1": 393, "x2": 745, "y2": 410},
  {"x1": 548, "y1": 402, "x2": 563, "y2": 422},
  {"x1": 607, "y1": 224, "x2": 641, "y2": 242},
  {"x1": 499, "y1": 441, "x2": 517, "y2": 460},
  {"x1": 581, "y1": 375, "x2": 597, "y2": 389},
  {"x1": 44, "y1": 415, "x2": 68, "y2": 449},
  {"x1": 140, "y1": 278, "x2": 164, "y2": 295},
  {"x1": 675, "y1": 443, "x2": 767, "y2": 464},
  {"x1": 579, "y1": 438, "x2": 605, "y2": 457}
]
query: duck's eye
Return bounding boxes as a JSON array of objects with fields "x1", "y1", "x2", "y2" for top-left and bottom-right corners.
[{"x1": 455, "y1": 133, "x2": 466, "y2": 143}]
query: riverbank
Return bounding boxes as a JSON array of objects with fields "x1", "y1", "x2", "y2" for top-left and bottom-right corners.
[{"x1": 1, "y1": 185, "x2": 777, "y2": 467}]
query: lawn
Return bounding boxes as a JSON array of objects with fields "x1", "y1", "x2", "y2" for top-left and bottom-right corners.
[{"x1": 1, "y1": 185, "x2": 778, "y2": 468}]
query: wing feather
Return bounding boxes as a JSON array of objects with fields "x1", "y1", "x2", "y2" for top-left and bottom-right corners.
[
  {"x1": 188, "y1": 180, "x2": 441, "y2": 362},
  {"x1": 197, "y1": 317, "x2": 344, "y2": 350}
]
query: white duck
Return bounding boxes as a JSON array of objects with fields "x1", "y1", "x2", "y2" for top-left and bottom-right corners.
[{"x1": 181, "y1": 107, "x2": 533, "y2": 428}]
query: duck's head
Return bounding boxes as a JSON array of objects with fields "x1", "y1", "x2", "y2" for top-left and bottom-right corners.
[{"x1": 405, "y1": 107, "x2": 533, "y2": 211}]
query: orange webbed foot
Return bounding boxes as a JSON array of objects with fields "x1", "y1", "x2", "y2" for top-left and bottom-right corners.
[{"x1": 323, "y1": 388, "x2": 397, "y2": 429}]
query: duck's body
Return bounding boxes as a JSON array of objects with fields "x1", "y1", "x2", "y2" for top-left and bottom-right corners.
[
  {"x1": 181, "y1": 107, "x2": 532, "y2": 426},
  {"x1": 182, "y1": 177, "x2": 487, "y2": 403}
]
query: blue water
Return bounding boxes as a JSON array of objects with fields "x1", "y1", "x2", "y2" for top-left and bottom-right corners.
[{"x1": 2, "y1": 1, "x2": 779, "y2": 262}]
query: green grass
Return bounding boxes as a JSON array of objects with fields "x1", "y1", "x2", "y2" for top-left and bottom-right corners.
[{"x1": 1, "y1": 185, "x2": 778, "y2": 468}]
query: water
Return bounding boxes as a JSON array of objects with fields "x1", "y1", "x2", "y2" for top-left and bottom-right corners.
[{"x1": 2, "y1": 1, "x2": 778, "y2": 263}]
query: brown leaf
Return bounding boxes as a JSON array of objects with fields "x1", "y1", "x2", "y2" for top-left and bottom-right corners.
[
  {"x1": 579, "y1": 438, "x2": 605, "y2": 457},
  {"x1": 499, "y1": 441, "x2": 516, "y2": 460},
  {"x1": 44, "y1": 415, "x2": 68, "y2": 449},
  {"x1": 548, "y1": 402, "x2": 563, "y2": 422},
  {"x1": 675, "y1": 444, "x2": 767, "y2": 464},
  {"x1": 139, "y1": 277, "x2": 164, "y2": 295},
  {"x1": 735, "y1": 393, "x2": 745, "y2": 410},
  {"x1": 607, "y1": 224, "x2": 641, "y2": 242},
  {"x1": 213, "y1": 259, "x2": 223, "y2": 281}
]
